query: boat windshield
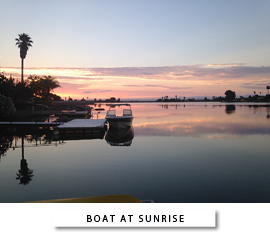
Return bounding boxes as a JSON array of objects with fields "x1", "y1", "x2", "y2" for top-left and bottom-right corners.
[
  {"x1": 123, "y1": 109, "x2": 132, "y2": 116},
  {"x1": 106, "y1": 110, "x2": 116, "y2": 116},
  {"x1": 106, "y1": 104, "x2": 133, "y2": 117}
]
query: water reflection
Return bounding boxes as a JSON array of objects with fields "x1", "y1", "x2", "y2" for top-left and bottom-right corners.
[
  {"x1": 105, "y1": 126, "x2": 134, "y2": 146},
  {"x1": 0, "y1": 135, "x2": 13, "y2": 160},
  {"x1": 0, "y1": 103, "x2": 270, "y2": 202},
  {"x1": 16, "y1": 138, "x2": 34, "y2": 185},
  {"x1": 225, "y1": 105, "x2": 235, "y2": 114},
  {"x1": 2, "y1": 134, "x2": 50, "y2": 186},
  {"x1": 0, "y1": 104, "x2": 269, "y2": 151},
  {"x1": 0, "y1": 130, "x2": 61, "y2": 186},
  {"x1": 133, "y1": 104, "x2": 270, "y2": 138}
]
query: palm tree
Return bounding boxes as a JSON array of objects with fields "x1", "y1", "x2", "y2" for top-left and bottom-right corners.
[
  {"x1": 28, "y1": 75, "x2": 43, "y2": 97},
  {"x1": 40, "y1": 76, "x2": 61, "y2": 101},
  {"x1": 15, "y1": 33, "x2": 33, "y2": 83}
]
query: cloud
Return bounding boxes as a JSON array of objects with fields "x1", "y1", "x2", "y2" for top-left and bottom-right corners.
[
  {"x1": 140, "y1": 72, "x2": 155, "y2": 75},
  {"x1": 202, "y1": 63, "x2": 247, "y2": 67},
  {"x1": 83, "y1": 90, "x2": 113, "y2": 94},
  {"x1": 56, "y1": 76, "x2": 105, "y2": 81},
  {"x1": 240, "y1": 85, "x2": 269, "y2": 90},
  {"x1": 2, "y1": 65, "x2": 270, "y2": 82},
  {"x1": 122, "y1": 84, "x2": 192, "y2": 89},
  {"x1": 1, "y1": 65, "x2": 270, "y2": 98},
  {"x1": 170, "y1": 86, "x2": 192, "y2": 90}
]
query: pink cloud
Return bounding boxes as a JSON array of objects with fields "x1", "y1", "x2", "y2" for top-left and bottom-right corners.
[{"x1": 1, "y1": 64, "x2": 270, "y2": 99}]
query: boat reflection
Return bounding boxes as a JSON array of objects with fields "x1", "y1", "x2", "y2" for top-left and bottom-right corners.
[{"x1": 105, "y1": 126, "x2": 134, "y2": 146}]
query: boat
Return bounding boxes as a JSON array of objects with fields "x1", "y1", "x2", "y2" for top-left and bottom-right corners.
[{"x1": 105, "y1": 104, "x2": 133, "y2": 128}]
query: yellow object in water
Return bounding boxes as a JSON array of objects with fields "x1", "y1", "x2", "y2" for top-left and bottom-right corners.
[{"x1": 27, "y1": 194, "x2": 143, "y2": 203}]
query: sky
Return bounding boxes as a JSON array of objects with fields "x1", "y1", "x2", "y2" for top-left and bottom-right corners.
[{"x1": 1, "y1": 0, "x2": 270, "y2": 100}]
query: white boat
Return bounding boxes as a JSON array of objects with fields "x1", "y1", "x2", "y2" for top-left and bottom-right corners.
[{"x1": 105, "y1": 104, "x2": 133, "y2": 128}]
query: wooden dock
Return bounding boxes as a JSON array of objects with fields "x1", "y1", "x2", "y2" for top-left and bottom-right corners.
[
  {"x1": 55, "y1": 119, "x2": 107, "y2": 139},
  {"x1": 0, "y1": 119, "x2": 105, "y2": 129},
  {"x1": 0, "y1": 121, "x2": 60, "y2": 127},
  {"x1": 1, "y1": 119, "x2": 107, "y2": 140}
]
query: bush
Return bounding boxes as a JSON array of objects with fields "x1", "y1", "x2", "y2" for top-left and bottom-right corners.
[{"x1": 0, "y1": 93, "x2": 16, "y2": 117}]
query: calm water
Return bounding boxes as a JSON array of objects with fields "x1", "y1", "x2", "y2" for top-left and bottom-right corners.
[{"x1": 0, "y1": 102, "x2": 270, "y2": 203}]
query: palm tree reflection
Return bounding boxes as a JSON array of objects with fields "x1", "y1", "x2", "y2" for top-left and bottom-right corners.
[{"x1": 16, "y1": 137, "x2": 34, "y2": 185}]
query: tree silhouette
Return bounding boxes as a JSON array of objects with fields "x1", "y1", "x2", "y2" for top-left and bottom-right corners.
[
  {"x1": 27, "y1": 75, "x2": 61, "y2": 101},
  {"x1": 267, "y1": 86, "x2": 270, "y2": 95},
  {"x1": 0, "y1": 93, "x2": 16, "y2": 117},
  {"x1": 15, "y1": 33, "x2": 33, "y2": 83},
  {"x1": 40, "y1": 76, "x2": 61, "y2": 101},
  {"x1": 28, "y1": 75, "x2": 42, "y2": 98},
  {"x1": 225, "y1": 90, "x2": 236, "y2": 102}
]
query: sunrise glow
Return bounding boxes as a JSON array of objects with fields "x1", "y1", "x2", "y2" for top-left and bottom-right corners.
[
  {"x1": 1, "y1": 65, "x2": 269, "y2": 101},
  {"x1": 1, "y1": 1, "x2": 270, "y2": 101}
]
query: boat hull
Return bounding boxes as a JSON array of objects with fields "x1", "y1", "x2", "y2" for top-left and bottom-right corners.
[{"x1": 106, "y1": 116, "x2": 133, "y2": 128}]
